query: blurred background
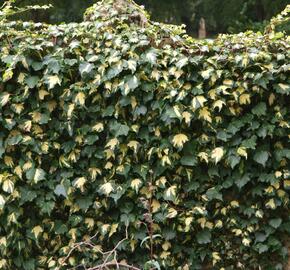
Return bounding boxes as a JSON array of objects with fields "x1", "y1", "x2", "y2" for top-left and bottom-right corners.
[{"x1": 5, "y1": 0, "x2": 290, "y2": 37}]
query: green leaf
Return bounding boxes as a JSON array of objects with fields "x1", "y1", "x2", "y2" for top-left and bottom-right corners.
[
  {"x1": 196, "y1": 230, "x2": 211, "y2": 244},
  {"x1": 144, "y1": 49, "x2": 158, "y2": 65},
  {"x1": 79, "y1": 62, "x2": 94, "y2": 76},
  {"x1": 180, "y1": 155, "x2": 197, "y2": 166},
  {"x1": 236, "y1": 174, "x2": 250, "y2": 189},
  {"x1": 242, "y1": 136, "x2": 257, "y2": 149},
  {"x1": 19, "y1": 187, "x2": 37, "y2": 204},
  {"x1": 176, "y1": 57, "x2": 188, "y2": 69},
  {"x1": 41, "y1": 201, "x2": 55, "y2": 214},
  {"x1": 23, "y1": 259, "x2": 36, "y2": 270},
  {"x1": 54, "y1": 184, "x2": 67, "y2": 197},
  {"x1": 205, "y1": 187, "x2": 223, "y2": 201},
  {"x1": 111, "y1": 123, "x2": 130, "y2": 137},
  {"x1": 84, "y1": 135, "x2": 99, "y2": 145},
  {"x1": 227, "y1": 155, "x2": 241, "y2": 169},
  {"x1": 26, "y1": 168, "x2": 46, "y2": 183},
  {"x1": 6, "y1": 134, "x2": 22, "y2": 146},
  {"x1": 251, "y1": 102, "x2": 267, "y2": 116},
  {"x1": 274, "y1": 83, "x2": 290, "y2": 94},
  {"x1": 54, "y1": 221, "x2": 67, "y2": 234},
  {"x1": 124, "y1": 75, "x2": 139, "y2": 95},
  {"x1": 200, "y1": 69, "x2": 213, "y2": 80},
  {"x1": 107, "y1": 63, "x2": 123, "y2": 79},
  {"x1": 25, "y1": 76, "x2": 39, "y2": 88},
  {"x1": 0, "y1": 138, "x2": 4, "y2": 158},
  {"x1": 256, "y1": 243, "x2": 268, "y2": 254},
  {"x1": 269, "y1": 218, "x2": 282, "y2": 229},
  {"x1": 255, "y1": 232, "x2": 267, "y2": 243},
  {"x1": 253, "y1": 151, "x2": 269, "y2": 167},
  {"x1": 76, "y1": 197, "x2": 93, "y2": 211}
]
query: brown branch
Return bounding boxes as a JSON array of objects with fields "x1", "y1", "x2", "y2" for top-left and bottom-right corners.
[
  {"x1": 56, "y1": 225, "x2": 141, "y2": 270},
  {"x1": 148, "y1": 170, "x2": 155, "y2": 262},
  {"x1": 149, "y1": 185, "x2": 153, "y2": 261},
  {"x1": 99, "y1": 226, "x2": 129, "y2": 269},
  {"x1": 56, "y1": 232, "x2": 99, "y2": 270},
  {"x1": 88, "y1": 262, "x2": 141, "y2": 270}
]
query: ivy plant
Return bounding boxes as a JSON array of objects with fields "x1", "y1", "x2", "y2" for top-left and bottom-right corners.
[{"x1": 0, "y1": 0, "x2": 289, "y2": 269}]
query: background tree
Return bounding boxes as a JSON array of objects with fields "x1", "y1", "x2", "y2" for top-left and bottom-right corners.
[{"x1": 11, "y1": 0, "x2": 290, "y2": 36}]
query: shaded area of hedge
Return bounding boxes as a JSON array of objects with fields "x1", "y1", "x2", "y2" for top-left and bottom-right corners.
[{"x1": 0, "y1": 0, "x2": 289, "y2": 269}]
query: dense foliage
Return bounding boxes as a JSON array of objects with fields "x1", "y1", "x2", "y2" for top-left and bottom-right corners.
[{"x1": 0, "y1": 0, "x2": 289, "y2": 269}]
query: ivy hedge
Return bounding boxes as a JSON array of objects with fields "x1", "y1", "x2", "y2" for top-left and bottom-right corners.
[{"x1": 0, "y1": 0, "x2": 289, "y2": 269}]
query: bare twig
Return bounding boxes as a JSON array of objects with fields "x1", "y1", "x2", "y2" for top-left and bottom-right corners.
[
  {"x1": 88, "y1": 262, "x2": 141, "y2": 270},
  {"x1": 147, "y1": 170, "x2": 155, "y2": 263},
  {"x1": 56, "y1": 225, "x2": 141, "y2": 270},
  {"x1": 56, "y1": 232, "x2": 99, "y2": 270},
  {"x1": 99, "y1": 226, "x2": 129, "y2": 269}
]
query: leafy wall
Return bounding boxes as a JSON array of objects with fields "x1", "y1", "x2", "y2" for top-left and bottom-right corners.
[{"x1": 0, "y1": 0, "x2": 289, "y2": 269}]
